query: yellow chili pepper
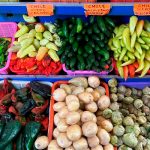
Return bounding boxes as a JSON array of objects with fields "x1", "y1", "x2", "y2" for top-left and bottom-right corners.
[
  {"x1": 129, "y1": 16, "x2": 138, "y2": 35},
  {"x1": 123, "y1": 28, "x2": 131, "y2": 51},
  {"x1": 141, "y1": 37, "x2": 150, "y2": 44},
  {"x1": 134, "y1": 50, "x2": 141, "y2": 59},
  {"x1": 121, "y1": 59, "x2": 135, "y2": 66},
  {"x1": 119, "y1": 48, "x2": 127, "y2": 61},
  {"x1": 141, "y1": 30, "x2": 148, "y2": 37},
  {"x1": 112, "y1": 38, "x2": 121, "y2": 49},
  {"x1": 127, "y1": 51, "x2": 135, "y2": 60},
  {"x1": 137, "y1": 38, "x2": 145, "y2": 44},
  {"x1": 131, "y1": 31, "x2": 137, "y2": 48},
  {"x1": 15, "y1": 25, "x2": 29, "y2": 38},
  {"x1": 136, "y1": 20, "x2": 144, "y2": 37},
  {"x1": 117, "y1": 60, "x2": 124, "y2": 78},
  {"x1": 141, "y1": 44, "x2": 149, "y2": 50},
  {"x1": 139, "y1": 60, "x2": 150, "y2": 77},
  {"x1": 135, "y1": 42, "x2": 143, "y2": 55},
  {"x1": 135, "y1": 59, "x2": 144, "y2": 72}
]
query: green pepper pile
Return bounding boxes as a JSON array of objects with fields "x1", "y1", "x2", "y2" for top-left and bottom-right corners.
[
  {"x1": 0, "y1": 38, "x2": 10, "y2": 68},
  {"x1": 0, "y1": 120, "x2": 41, "y2": 150},
  {"x1": 57, "y1": 16, "x2": 115, "y2": 72}
]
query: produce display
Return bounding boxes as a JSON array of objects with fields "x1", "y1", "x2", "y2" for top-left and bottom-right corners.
[
  {"x1": 0, "y1": 80, "x2": 51, "y2": 131},
  {"x1": 109, "y1": 16, "x2": 150, "y2": 79},
  {"x1": 9, "y1": 53, "x2": 62, "y2": 75},
  {"x1": 48, "y1": 76, "x2": 115, "y2": 150},
  {"x1": 0, "y1": 38, "x2": 10, "y2": 68},
  {"x1": 56, "y1": 16, "x2": 115, "y2": 72},
  {"x1": 107, "y1": 78, "x2": 150, "y2": 149}
]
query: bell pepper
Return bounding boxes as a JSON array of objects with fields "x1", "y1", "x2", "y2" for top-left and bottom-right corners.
[
  {"x1": 31, "y1": 100, "x2": 48, "y2": 115},
  {"x1": 123, "y1": 28, "x2": 131, "y2": 51},
  {"x1": 31, "y1": 91, "x2": 45, "y2": 106}
]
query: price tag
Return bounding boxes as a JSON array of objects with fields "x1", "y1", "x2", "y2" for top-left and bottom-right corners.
[
  {"x1": 84, "y1": 4, "x2": 110, "y2": 16},
  {"x1": 26, "y1": 4, "x2": 54, "y2": 17},
  {"x1": 134, "y1": 4, "x2": 150, "y2": 16}
]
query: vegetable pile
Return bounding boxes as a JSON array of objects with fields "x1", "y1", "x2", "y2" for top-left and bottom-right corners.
[
  {"x1": 57, "y1": 16, "x2": 115, "y2": 72},
  {"x1": 0, "y1": 38, "x2": 10, "y2": 68},
  {"x1": 12, "y1": 16, "x2": 61, "y2": 62},
  {"x1": 0, "y1": 120, "x2": 42, "y2": 150},
  {"x1": 48, "y1": 76, "x2": 115, "y2": 150},
  {"x1": 10, "y1": 53, "x2": 62, "y2": 75},
  {"x1": 109, "y1": 16, "x2": 150, "y2": 79},
  {"x1": 0, "y1": 80, "x2": 51, "y2": 131},
  {"x1": 107, "y1": 78, "x2": 150, "y2": 149}
]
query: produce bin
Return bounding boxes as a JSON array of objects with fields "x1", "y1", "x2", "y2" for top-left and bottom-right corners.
[
  {"x1": 0, "y1": 79, "x2": 52, "y2": 148},
  {"x1": 0, "y1": 22, "x2": 17, "y2": 74},
  {"x1": 48, "y1": 79, "x2": 117, "y2": 148}
]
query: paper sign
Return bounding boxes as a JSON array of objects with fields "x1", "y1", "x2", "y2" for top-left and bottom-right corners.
[
  {"x1": 84, "y1": 4, "x2": 110, "y2": 16},
  {"x1": 27, "y1": 4, "x2": 54, "y2": 17},
  {"x1": 134, "y1": 4, "x2": 150, "y2": 16}
]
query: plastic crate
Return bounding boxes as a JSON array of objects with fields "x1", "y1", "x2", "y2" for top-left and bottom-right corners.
[
  {"x1": 47, "y1": 79, "x2": 119, "y2": 149},
  {"x1": 63, "y1": 63, "x2": 113, "y2": 75},
  {"x1": 0, "y1": 22, "x2": 17, "y2": 74}
]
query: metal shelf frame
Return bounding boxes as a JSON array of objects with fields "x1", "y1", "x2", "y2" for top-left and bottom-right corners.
[{"x1": 0, "y1": 2, "x2": 149, "y2": 22}]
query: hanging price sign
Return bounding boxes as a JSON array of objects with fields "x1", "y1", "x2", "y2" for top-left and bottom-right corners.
[
  {"x1": 84, "y1": 4, "x2": 110, "y2": 17},
  {"x1": 26, "y1": 4, "x2": 54, "y2": 17},
  {"x1": 134, "y1": 4, "x2": 150, "y2": 16}
]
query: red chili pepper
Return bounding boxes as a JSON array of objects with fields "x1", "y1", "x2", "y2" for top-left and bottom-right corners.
[
  {"x1": 8, "y1": 106, "x2": 18, "y2": 116},
  {"x1": 41, "y1": 117, "x2": 49, "y2": 131},
  {"x1": 50, "y1": 61, "x2": 57, "y2": 69},
  {"x1": 11, "y1": 53, "x2": 17, "y2": 60},
  {"x1": 31, "y1": 100, "x2": 49, "y2": 115},
  {"x1": 0, "y1": 105, "x2": 7, "y2": 115},
  {"x1": 128, "y1": 64, "x2": 135, "y2": 78},
  {"x1": 104, "y1": 64, "x2": 109, "y2": 69},
  {"x1": 27, "y1": 65, "x2": 37, "y2": 73},
  {"x1": 34, "y1": 115, "x2": 45, "y2": 122},
  {"x1": 133, "y1": 62, "x2": 139, "y2": 69},
  {"x1": 123, "y1": 66, "x2": 129, "y2": 81},
  {"x1": 42, "y1": 56, "x2": 51, "y2": 68}
]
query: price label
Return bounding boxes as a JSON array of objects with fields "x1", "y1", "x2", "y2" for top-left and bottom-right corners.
[
  {"x1": 84, "y1": 4, "x2": 110, "y2": 16},
  {"x1": 26, "y1": 4, "x2": 54, "y2": 17},
  {"x1": 134, "y1": 4, "x2": 150, "y2": 16}
]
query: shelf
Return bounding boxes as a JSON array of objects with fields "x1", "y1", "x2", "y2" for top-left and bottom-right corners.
[
  {"x1": 1, "y1": 75, "x2": 150, "y2": 83},
  {"x1": 0, "y1": 2, "x2": 149, "y2": 16}
]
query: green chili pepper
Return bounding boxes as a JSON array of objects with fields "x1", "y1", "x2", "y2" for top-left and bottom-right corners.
[
  {"x1": 141, "y1": 44, "x2": 149, "y2": 50},
  {"x1": 141, "y1": 37, "x2": 150, "y2": 44},
  {"x1": 127, "y1": 51, "x2": 135, "y2": 60},
  {"x1": 63, "y1": 21, "x2": 69, "y2": 38},
  {"x1": 123, "y1": 28, "x2": 131, "y2": 51},
  {"x1": 129, "y1": 16, "x2": 138, "y2": 35},
  {"x1": 76, "y1": 18, "x2": 83, "y2": 33},
  {"x1": 135, "y1": 59, "x2": 144, "y2": 72}
]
